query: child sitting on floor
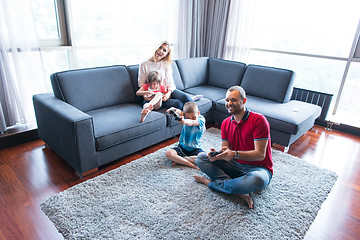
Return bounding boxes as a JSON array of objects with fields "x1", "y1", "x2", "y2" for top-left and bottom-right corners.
[
  {"x1": 165, "y1": 102, "x2": 206, "y2": 169},
  {"x1": 136, "y1": 71, "x2": 169, "y2": 123}
]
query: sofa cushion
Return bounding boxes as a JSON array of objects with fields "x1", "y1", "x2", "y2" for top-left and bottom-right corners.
[
  {"x1": 171, "y1": 61, "x2": 185, "y2": 90},
  {"x1": 214, "y1": 96, "x2": 321, "y2": 135},
  {"x1": 126, "y1": 64, "x2": 143, "y2": 104},
  {"x1": 176, "y1": 57, "x2": 209, "y2": 89},
  {"x1": 51, "y1": 65, "x2": 136, "y2": 112},
  {"x1": 241, "y1": 65, "x2": 294, "y2": 103},
  {"x1": 208, "y1": 58, "x2": 246, "y2": 89},
  {"x1": 87, "y1": 103, "x2": 166, "y2": 151},
  {"x1": 127, "y1": 64, "x2": 140, "y2": 92},
  {"x1": 158, "y1": 93, "x2": 213, "y2": 127},
  {"x1": 184, "y1": 85, "x2": 227, "y2": 102}
]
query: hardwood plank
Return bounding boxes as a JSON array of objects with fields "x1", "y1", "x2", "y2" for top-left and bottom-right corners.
[{"x1": 0, "y1": 125, "x2": 359, "y2": 240}]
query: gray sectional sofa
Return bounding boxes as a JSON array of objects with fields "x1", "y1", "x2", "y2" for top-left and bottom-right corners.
[{"x1": 33, "y1": 57, "x2": 321, "y2": 176}]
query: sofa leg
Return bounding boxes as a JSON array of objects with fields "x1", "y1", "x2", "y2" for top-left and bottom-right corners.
[
  {"x1": 284, "y1": 146, "x2": 289, "y2": 153},
  {"x1": 77, "y1": 167, "x2": 99, "y2": 178}
]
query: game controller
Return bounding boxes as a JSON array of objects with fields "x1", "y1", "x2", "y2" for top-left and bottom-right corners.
[
  {"x1": 169, "y1": 109, "x2": 182, "y2": 121},
  {"x1": 209, "y1": 151, "x2": 223, "y2": 157}
]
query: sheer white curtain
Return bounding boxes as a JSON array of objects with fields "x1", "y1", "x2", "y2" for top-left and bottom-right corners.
[
  {"x1": 223, "y1": 0, "x2": 256, "y2": 62},
  {"x1": 0, "y1": 0, "x2": 48, "y2": 132}
]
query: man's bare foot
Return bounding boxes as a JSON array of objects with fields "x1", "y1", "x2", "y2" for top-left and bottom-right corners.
[
  {"x1": 238, "y1": 193, "x2": 254, "y2": 209},
  {"x1": 194, "y1": 175, "x2": 210, "y2": 185}
]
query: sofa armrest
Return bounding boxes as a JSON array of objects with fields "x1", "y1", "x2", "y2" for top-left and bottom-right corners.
[{"x1": 33, "y1": 93, "x2": 97, "y2": 175}]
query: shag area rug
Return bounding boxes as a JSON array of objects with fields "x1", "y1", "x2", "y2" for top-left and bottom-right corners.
[{"x1": 41, "y1": 128, "x2": 338, "y2": 240}]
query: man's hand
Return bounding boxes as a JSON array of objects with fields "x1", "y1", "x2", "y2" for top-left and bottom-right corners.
[{"x1": 208, "y1": 146, "x2": 234, "y2": 162}]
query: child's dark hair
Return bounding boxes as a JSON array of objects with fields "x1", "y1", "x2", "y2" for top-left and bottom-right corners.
[
  {"x1": 147, "y1": 71, "x2": 161, "y2": 84},
  {"x1": 183, "y1": 102, "x2": 199, "y2": 114}
]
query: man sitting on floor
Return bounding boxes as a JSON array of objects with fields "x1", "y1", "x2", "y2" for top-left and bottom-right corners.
[{"x1": 194, "y1": 86, "x2": 273, "y2": 209}]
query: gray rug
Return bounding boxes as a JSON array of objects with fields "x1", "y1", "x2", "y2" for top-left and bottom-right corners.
[{"x1": 41, "y1": 128, "x2": 338, "y2": 240}]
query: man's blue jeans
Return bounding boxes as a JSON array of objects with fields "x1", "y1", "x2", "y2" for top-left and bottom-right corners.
[{"x1": 196, "y1": 152, "x2": 272, "y2": 194}]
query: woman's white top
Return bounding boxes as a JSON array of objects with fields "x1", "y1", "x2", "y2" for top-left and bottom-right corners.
[{"x1": 138, "y1": 60, "x2": 176, "y2": 92}]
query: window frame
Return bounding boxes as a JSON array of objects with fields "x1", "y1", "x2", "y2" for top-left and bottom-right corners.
[{"x1": 38, "y1": 0, "x2": 70, "y2": 47}]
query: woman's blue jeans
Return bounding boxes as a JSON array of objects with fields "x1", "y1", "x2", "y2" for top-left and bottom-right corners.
[
  {"x1": 196, "y1": 152, "x2": 272, "y2": 194},
  {"x1": 162, "y1": 89, "x2": 193, "y2": 109}
]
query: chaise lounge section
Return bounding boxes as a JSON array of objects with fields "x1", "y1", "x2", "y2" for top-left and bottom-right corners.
[{"x1": 33, "y1": 57, "x2": 321, "y2": 176}]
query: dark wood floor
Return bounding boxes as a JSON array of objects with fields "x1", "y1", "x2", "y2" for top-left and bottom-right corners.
[{"x1": 0, "y1": 125, "x2": 359, "y2": 240}]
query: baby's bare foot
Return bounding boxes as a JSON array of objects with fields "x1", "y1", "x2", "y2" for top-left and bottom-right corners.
[{"x1": 140, "y1": 109, "x2": 150, "y2": 123}]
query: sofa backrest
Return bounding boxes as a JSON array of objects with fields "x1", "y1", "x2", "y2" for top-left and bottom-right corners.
[
  {"x1": 241, "y1": 65, "x2": 294, "y2": 103},
  {"x1": 127, "y1": 64, "x2": 140, "y2": 92},
  {"x1": 208, "y1": 58, "x2": 246, "y2": 89},
  {"x1": 171, "y1": 61, "x2": 185, "y2": 90},
  {"x1": 51, "y1": 65, "x2": 135, "y2": 112},
  {"x1": 175, "y1": 57, "x2": 209, "y2": 89}
]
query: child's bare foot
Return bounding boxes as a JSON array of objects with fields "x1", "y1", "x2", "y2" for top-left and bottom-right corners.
[
  {"x1": 194, "y1": 175, "x2": 211, "y2": 185},
  {"x1": 238, "y1": 193, "x2": 254, "y2": 209},
  {"x1": 184, "y1": 156, "x2": 197, "y2": 164},
  {"x1": 140, "y1": 109, "x2": 150, "y2": 123},
  {"x1": 172, "y1": 161, "x2": 199, "y2": 170},
  {"x1": 140, "y1": 104, "x2": 155, "y2": 123},
  {"x1": 192, "y1": 165, "x2": 200, "y2": 170}
]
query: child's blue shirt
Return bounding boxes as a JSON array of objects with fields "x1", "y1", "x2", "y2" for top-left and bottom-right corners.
[{"x1": 179, "y1": 115, "x2": 206, "y2": 151}]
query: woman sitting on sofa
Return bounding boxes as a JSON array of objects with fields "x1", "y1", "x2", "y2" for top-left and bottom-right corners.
[{"x1": 138, "y1": 41, "x2": 201, "y2": 111}]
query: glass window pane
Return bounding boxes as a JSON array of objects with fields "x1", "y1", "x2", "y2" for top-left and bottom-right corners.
[
  {"x1": 70, "y1": 0, "x2": 171, "y2": 47},
  {"x1": 248, "y1": 50, "x2": 346, "y2": 94},
  {"x1": 41, "y1": 50, "x2": 71, "y2": 79},
  {"x1": 251, "y1": 0, "x2": 360, "y2": 57},
  {"x1": 32, "y1": 0, "x2": 59, "y2": 39},
  {"x1": 332, "y1": 62, "x2": 360, "y2": 127},
  {"x1": 75, "y1": 45, "x2": 154, "y2": 69}
]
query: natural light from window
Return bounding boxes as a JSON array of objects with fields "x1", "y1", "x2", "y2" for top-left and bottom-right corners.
[
  {"x1": 250, "y1": 0, "x2": 360, "y2": 127},
  {"x1": 69, "y1": 0, "x2": 176, "y2": 67}
]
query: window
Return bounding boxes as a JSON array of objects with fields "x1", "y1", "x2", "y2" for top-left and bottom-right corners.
[
  {"x1": 68, "y1": 0, "x2": 176, "y2": 67},
  {"x1": 32, "y1": 0, "x2": 68, "y2": 46},
  {"x1": 249, "y1": 0, "x2": 360, "y2": 128},
  {"x1": 33, "y1": 0, "x2": 176, "y2": 71},
  {"x1": 251, "y1": 1, "x2": 359, "y2": 58}
]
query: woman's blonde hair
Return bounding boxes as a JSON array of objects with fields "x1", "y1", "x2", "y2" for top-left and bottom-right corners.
[{"x1": 151, "y1": 41, "x2": 172, "y2": 65}]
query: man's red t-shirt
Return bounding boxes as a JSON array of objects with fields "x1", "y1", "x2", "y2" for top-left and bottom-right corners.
[{"x1": 221, "y1": 109, "x2": 273, "y2": 174}]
